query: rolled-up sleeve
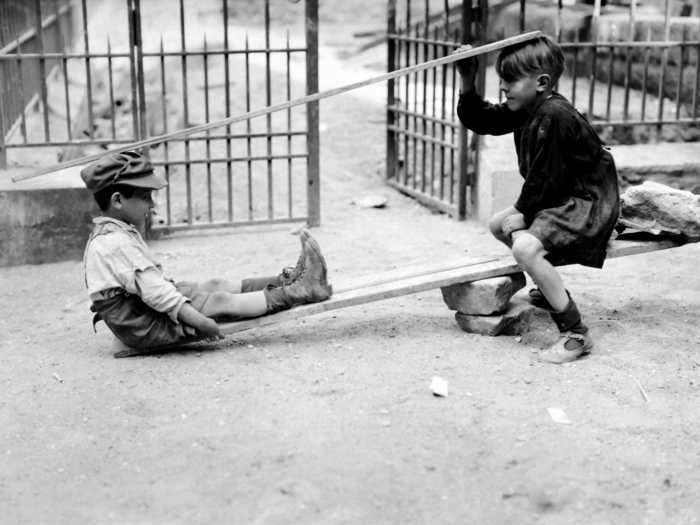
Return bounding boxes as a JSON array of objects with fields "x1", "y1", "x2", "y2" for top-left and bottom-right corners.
[{"x1": 134, "y1": 267, "x2": 189, "y2": 323}]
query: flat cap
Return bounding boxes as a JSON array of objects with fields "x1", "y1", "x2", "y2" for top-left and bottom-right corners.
[{"x1": 80, "y1": 150, "x2": 167, "y2": 193}]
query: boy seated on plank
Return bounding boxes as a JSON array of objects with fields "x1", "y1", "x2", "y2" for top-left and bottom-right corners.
[{"x1": 82, "y1": 150, "x2": 332, "y2": 350}]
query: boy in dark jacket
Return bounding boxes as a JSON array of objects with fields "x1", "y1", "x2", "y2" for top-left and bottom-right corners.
[{"x1": 455, "y1": 36, "x2": 619, "y2": 363}]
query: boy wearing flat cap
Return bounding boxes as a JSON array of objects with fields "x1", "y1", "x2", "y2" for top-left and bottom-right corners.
[{"x1": 82, "y1": 150, "x2": 332, "y2": 350}]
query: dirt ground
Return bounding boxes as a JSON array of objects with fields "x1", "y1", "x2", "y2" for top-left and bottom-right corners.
[{"x1": 2, "y1": 2, "x2": 700, "y2": 524}]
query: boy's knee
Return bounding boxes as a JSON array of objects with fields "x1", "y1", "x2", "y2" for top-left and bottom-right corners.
[
  {"x1": 511, "y1": 234, "x2": 542, "y2": 264},
  {"x1": 488, "y1": 215, "x2": 503, "y2": 237},
  {"x1": 204, "y1": 290, "x2": 233, "y2": 311}
]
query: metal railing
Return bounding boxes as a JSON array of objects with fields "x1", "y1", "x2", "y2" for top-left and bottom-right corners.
[
  {"x1": 386, "y1": 0, "x2": 700, "y2": 220},
  {"x1": 386, "y1": 0, "x2": 485, "y2": 220},
  {"x1": 0, "y1": 0, "x2": 320, "y2": 231}
]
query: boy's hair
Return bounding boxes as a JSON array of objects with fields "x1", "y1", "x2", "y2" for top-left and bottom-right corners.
[
  {"x1": 93, "y1": 183, "x2": 137, "y2": 211},
  {"x1": 496, "y1": 35, "x2": 565, "y2": 84}
]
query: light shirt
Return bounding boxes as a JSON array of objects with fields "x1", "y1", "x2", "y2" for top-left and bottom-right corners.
[{"x1": 83, "y1": 217, "x2": 187, "y2": 322}]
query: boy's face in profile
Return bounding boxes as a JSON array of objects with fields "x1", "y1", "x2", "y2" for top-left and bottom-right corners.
[
  {"x1": 111, "y1": 188, "x2": 155, "y2": 230},
  {"x1": 499, "y1": 72, "x2": 541, "y2": 112}
]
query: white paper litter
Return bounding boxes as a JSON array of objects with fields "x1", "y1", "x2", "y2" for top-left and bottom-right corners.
[
  {"x1": 547, "y1": 407, "x2": 571, "y2": 424},
  {"x1": 430, "y1": 376, "x2": 449, "y2": 397}
]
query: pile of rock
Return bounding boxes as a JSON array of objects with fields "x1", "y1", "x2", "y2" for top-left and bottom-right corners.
[{"x1": 441, "y1": 273, "x2": 560, "y2": 348}]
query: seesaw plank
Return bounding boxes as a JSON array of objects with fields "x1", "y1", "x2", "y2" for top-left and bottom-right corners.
[{"x1": 113, "y1": 237, "x2": 685, "y2": 357}]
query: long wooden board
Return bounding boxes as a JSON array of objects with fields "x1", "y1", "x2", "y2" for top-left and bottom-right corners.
[
  {"x1": 14, "y1": 31, "x2": 542, "y2": 182},
  {"x1": 112, "y1": 237, "x2": 684, "y2": 357}
]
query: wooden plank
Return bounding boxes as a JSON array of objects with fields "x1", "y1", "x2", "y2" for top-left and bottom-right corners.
[
  {"x1": 14, "y1": 31, "x2": 543, "y2": 182},
  {"x1": 216, "y1": 237, "x2": 684, "y2": 336},
  {"x1": 112, "y1": 237, "x2": 686, "y2": 357}
]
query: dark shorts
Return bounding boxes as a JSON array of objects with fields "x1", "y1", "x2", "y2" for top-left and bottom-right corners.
[{"x1": 91, "y1": 283, "x2": 211, "y2": 349}]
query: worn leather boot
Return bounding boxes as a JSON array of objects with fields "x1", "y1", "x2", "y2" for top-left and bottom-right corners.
[
  {"x1": 279, "y1": 229, "x2": 310, "y2": 285},
  {"x1": 264, "y1": 231, "x2": 332, "y2": 313}
]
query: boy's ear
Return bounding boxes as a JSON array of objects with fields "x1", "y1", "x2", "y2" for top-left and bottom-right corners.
[
  {"x1": 110, "y1": 192, "x2": 123, "y2": 209},
  {"x1": 536, "y1": 73, "x2": 552, "y2": 92}
]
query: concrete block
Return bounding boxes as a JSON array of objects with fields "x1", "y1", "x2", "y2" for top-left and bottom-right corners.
[
  {"x1": 441, "y1": 272, "x2": 526, "y2": 315},
  {"x1": 455, "y1": 298, "x2": 560, "y2": 349},
  {"x1": 0, "y1": 166, "x2": 97, "y2": 267}
]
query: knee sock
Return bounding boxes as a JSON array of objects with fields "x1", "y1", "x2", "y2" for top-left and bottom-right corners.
[
  {"x1": 551, "y1": 296, "x2": 588, "y2": 334},
  {"x1": 240, "y1": 275, "x2": 282, "y2": 293},
  {"x1": 262, "y1": 285, "x2": 293, "y2": 314}
]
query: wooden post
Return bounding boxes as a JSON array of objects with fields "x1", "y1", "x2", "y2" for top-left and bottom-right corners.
[
  {"x1": 386, "y1": 0, "x2": 397, "y2": 182},
  {"x1": 305, "y1": 0, "x2": 320, "y2": 227}
]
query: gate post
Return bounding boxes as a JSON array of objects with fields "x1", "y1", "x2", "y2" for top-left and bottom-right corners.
[
  {"x1": 386, "y1": 0, "x2": 397, "y2": 182},
  {"x1": 305, "y1": 0, "x2": 320, "y2": 227},
  {"x1": 457, "y1": 0, "x2": 472, "y2": 220}
]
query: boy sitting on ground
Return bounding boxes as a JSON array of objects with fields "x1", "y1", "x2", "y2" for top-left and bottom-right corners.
[{"x1": 82, "y1": 150, "x2": 332, "y2": 350}]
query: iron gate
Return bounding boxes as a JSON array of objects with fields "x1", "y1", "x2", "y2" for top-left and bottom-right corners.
[
  {"x1": 386, "y1": 0, "x2": 700, "y2": 219},
  {"x1": 386, "y1": 0, "x2": 487, "y2": 220},
  {"x1": 0, "y1": 0, "x2": 320, "y2": 231}
]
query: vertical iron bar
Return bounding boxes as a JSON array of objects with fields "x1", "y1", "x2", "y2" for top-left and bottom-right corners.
[
  {"x1": 657, "y1": 0, "x2": 671, "y2": 134},
  {"x1": 675, "y1": 30, "x2": 686, "y2": 121},
  {"x1": 605, "y1": 43, "x2": 613, "y2": 121},
  {"x1": 641, "y1": 26, "x2": 651, "y2": 121},
  {"x1": 440, "y1": 0, "x2": 449, "y2": 201},
  {"x1": 286, "y1": 31, "x2": 293, "y2": 217},
  {"x1": 0, "y1": 97, "x2": 6, "y2": 167},
  {"x1": 556, "y1": 0, "x2": 563, "y2": 42},
  {"x1": 430, "y1": 26, "x2": 438, "y2": 196},
  {"x1": 693, "y1": 42, "x2": 700, "y2": 118},
  {"x1": 458, "y1": 0, "x2": 472, "y2": 218},
  {"x1": 159, "y1": 36, "x2": 171, "y2": 225},
  {"x1": 126, "y1": 0, "x2": 139, "y2": 139},
  {"x1": 203, "y1": 35, "x2": 212, "y2": 222},
  {"x1": 133, "y1": 0, "x2": 147, "y2": 145},
  {"x1": 179, "y1": 0, "x2": 192, "y2": 225},
  {"x1": 387, "y1": 0, "x2": 397, "y2": 183},
  {"x1": 54, "y1": 1, "x2": 71, "y2": 140},
  {"x1": 222, "y1": 0, "x2": 233, "y2": 221},
  {"x1": 412, "y1": 23, "x2": 419, "y2": 190},
  {"x1": 265, "y1": 0, "x2": 273, "y2": 219},
  {"x1": 450, "y1": 35, "x2": 457, "y2": 203},
  {"x1": 245, "y1": 35, "x2": 253, "y2": 220},
  {"x1": 420, "y1": 0, "x2": 429, "y2": 194},
  {"x1": 587, "y1": 0, "x2": 601, "y2": 120},
  {"x1": 622, "y1": 0, "x2": 636, "y2": 121},
  {"x1": 107, "y1": 38, "x2": 115, "y2": 138},
  {"x1": 519, "y1": 0, "x2": 526, "y2": 32},
  {"x1": 571, "y1": 32, "x2": 579, "y2": 106},
  {"x1": 16, "y1": 40, "x2": 28, "y2": 143},
  {"x1": 81, "y1": 0, "x2": 94, "y2": 141},
  {"x1": 305, "y1": 0, "x2": 320, "y2": 226},
  {"x1": 403, "y1": 0, "x2": 412, "y2": 186},
  {"x1": 34, "y1": 0, "x2": 50, "y2": 141}
]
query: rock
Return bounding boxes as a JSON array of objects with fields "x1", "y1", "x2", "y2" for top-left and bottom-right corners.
[
  {"x1": 619, "y1": 181, "x2": 700, "y2": 240},
  {"x1": 441, "y1": 273, "x2": 526, "y2": 315},
  {"x1": 455, "y1": 298, "x2": 559, "y2": 349}
]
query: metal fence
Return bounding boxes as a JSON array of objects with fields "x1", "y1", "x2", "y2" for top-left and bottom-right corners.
[
  {"x1": 0, "y1": 0, "x2": 75, "y2": 157},
  {"x1": 386, "y1": 0, "x2": 700, "y2": 219},
  {"x1": 0, "y1": 0, "x2": 320, "y2": 231},
  {"x1": 386, "y1": 0, "x2": 485, "y2": 220}
]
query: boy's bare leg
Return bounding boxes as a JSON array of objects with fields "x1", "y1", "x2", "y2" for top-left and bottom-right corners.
[
  {"x1": 510, "y1": 231, "x2": 569, "y2": 312},
  {"x1": 196, "y1": 290, "x2": 268, "y2": 319},
  {"x1": 489, "y1": 206, "x2": 521, "y2": 247}
]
